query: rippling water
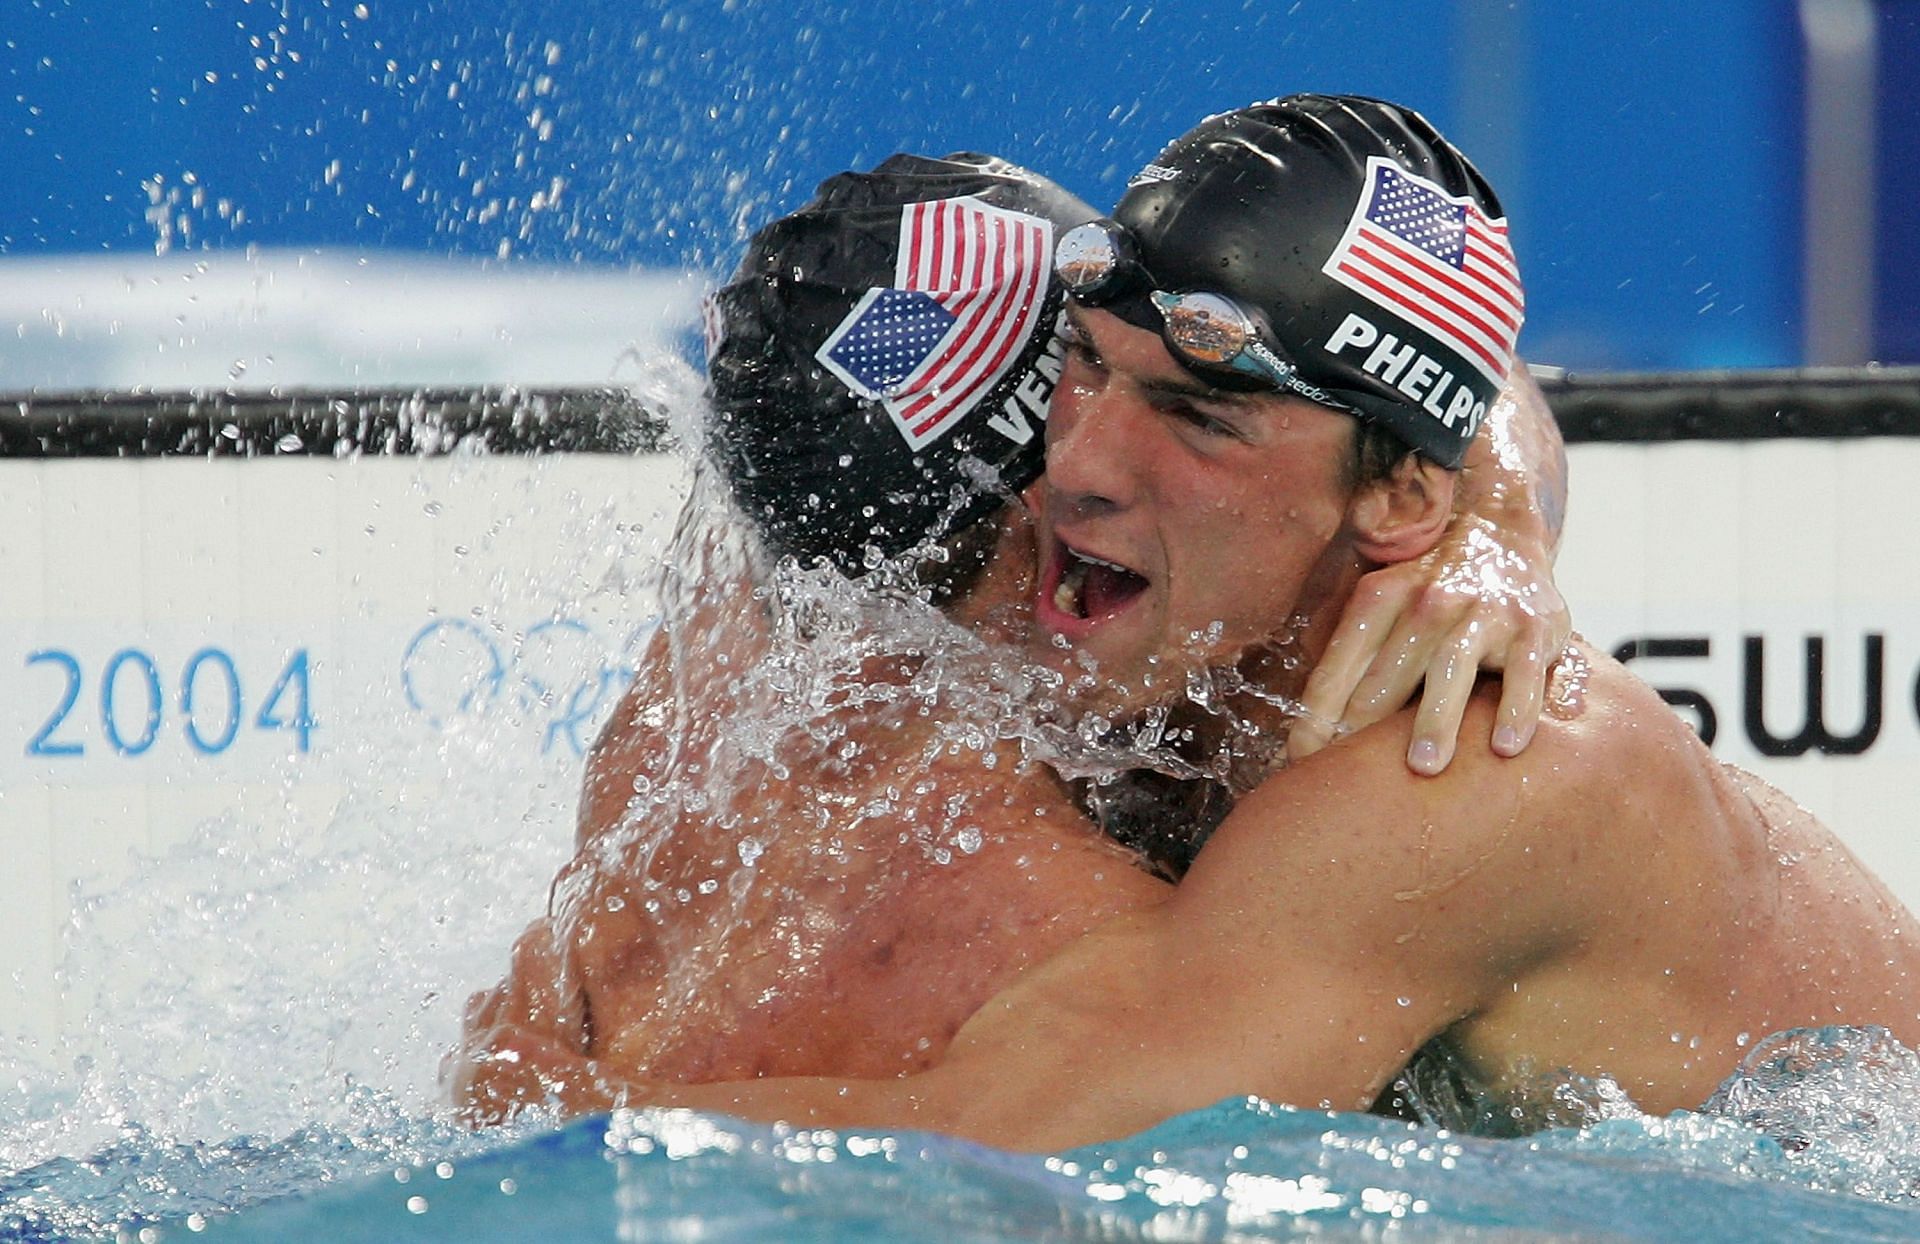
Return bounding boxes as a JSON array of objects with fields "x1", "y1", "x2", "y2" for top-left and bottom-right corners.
[{"x1": 10, "y1": 1062, "x2": 1920, "y2": 1243}]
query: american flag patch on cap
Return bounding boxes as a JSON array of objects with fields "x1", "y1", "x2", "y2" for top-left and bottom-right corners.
[
  {"x1": 815, "y1": 196, "x2": 1053, "y2": 451},
  {"x1": 1322, "y1": 157, "x2": 1523, "y2": 386}
]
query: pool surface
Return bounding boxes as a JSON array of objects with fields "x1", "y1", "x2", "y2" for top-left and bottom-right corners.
[
  {"x1": 11, "y1": 1027, "x2": 1920, "y2": 1242},
  {"x1": 5, "y1": 1097, "x2": 1918, "y2": 1242}
]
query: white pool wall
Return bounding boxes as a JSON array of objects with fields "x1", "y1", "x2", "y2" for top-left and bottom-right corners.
[
  {"x1": 1556, "y1": 437, "x2": 1920, "y2": 907},
  {"x1": 0, "y1": 451, "x2": 691, "y2": 1055},
  {"x1": 0, "y1": 250, "x2": 709, "y2": 1057}
]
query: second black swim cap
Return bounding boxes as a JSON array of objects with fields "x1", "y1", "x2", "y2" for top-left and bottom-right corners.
[
  {"x1": 1112, "y1": 94, "x2": 1524, "y2": 467},
  {"x1": 704, "y1": 153, "x2": 1092, "y2": 577}
]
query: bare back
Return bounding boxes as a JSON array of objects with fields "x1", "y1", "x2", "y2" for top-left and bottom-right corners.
[
  {"x1": 555, "y1": 595, "x2": 1169, "y2": 1084},
  {"x1": 1121, "y1": 638, "x2": 1920, "y2": 1123},
  {"x1": 778, "y1": 639, "x2": 1920, "y2": 1151},
  {"x1": 1436, "y1": 645, "x2": 1920, "y2": 1113},
  {"x1": 448, "y1": 636, "x2": 1920, "y2": 1151}
]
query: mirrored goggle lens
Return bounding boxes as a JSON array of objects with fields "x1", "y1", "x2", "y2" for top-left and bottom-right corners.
[
  {"x1": 1054, "y1": 221, "x2": 1126, "y2": 298},
  {"x1": 1151, "y1": 290, "x2": 1257, "y2": 367}
]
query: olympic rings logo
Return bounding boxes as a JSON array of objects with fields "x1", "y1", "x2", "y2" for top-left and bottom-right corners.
[{"x1": 399, "y1": 616, "x2": 656, "y2": 756}]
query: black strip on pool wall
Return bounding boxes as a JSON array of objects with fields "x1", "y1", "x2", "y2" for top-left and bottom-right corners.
[
  {"x1": 2, "y1": 370, "x2": 1920, "y2": 456},
  {"x1": 1539, "y1": 367, "x2": 1920, "y2": 442},
  {"x1": 0, "y1": 389, "x2": 670, "y2": 457}
]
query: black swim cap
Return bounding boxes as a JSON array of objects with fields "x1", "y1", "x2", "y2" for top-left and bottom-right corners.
[
  {"x1": 704, "y1": 153, "x2": 1093, "y2": 577},
  {"x1": 1109, "y1": 94, "x2": 1524, "y2": 468}
]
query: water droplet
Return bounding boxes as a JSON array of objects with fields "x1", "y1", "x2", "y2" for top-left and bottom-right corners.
[
  {"x1": 1396, "y1": 996, "x2": 1412, "y2": 1008},
  {"x1": 737, "y1": 837, "x2": 764, "y2": 866},
  {"x1": 955, "y1": 827, "x2": 982, "y2": 855},
  {"x1": 406, "y1": 1195, "x2": 428, "y2": 1214}
]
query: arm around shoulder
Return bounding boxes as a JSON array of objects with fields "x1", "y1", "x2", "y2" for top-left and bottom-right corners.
[
  {"x1": 1288, "y1": 365, "x2": 1572, "y2": 774},
  {"x1": 490, "y1": 724, "x2": 1554, "y2": 1150}
]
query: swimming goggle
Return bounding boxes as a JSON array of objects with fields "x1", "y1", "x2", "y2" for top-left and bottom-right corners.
[{"x1": 1054, "y1": 218, "x2": 1354, "y2": 413}]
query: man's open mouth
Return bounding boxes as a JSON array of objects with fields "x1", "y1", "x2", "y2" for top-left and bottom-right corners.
[{"x1": 1051, "y1": 545, "x2": 1150, "y2": 621}]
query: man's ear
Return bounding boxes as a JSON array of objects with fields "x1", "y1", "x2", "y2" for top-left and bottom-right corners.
[{"x1": 1347, "y1": 455, "x2": 1456, "y2": 564}]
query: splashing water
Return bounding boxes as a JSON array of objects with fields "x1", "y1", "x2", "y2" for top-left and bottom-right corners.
[
  {"x1": 16, "y1": 1080, "x2": 1920, "y2": 1242},
  {"x1": 1703, "y1": 1025, "x2": 1920, "y2": 1201},
  {"x1": 5, "y1": 377, "x2": 1920, "y2": 1239},
  {"x1": 0, "y1": 360, "x2": 1175, "y2": 1232},
  {"x1": 537, "y1": 447, "x2": 1212, "y2": 1079}
]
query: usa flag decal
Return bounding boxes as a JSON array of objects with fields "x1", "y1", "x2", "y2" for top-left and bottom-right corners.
[
  {"x1": 815, "y1": 196, "x2": 1053, "y2": 451},
  {"x1": 1322, "y1": 157, "x2": 1523, "y2": 386}
]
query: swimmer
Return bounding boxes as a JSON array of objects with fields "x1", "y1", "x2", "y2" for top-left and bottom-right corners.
[
  {"x1": 449, "y1": 139, "x2": 1569, "y2": 1108},
  {"x1": 453, "y1": 96, "x2": 1920, "y2": 1148}
]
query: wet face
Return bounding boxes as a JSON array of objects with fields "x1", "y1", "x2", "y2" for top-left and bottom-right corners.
[
  {"x1": 1033, "y1": 305, "x2": 1359, "y2": 710},
  {"x1": 934, "y1": 500, "x2": 1040, "y2": 645}
]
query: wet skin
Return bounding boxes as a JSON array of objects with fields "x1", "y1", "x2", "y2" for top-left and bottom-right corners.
[
  {"x1": 454, "y1": 309, "x2": 1920, "y2": 1150},
  {"x1": 1033, "y1": 305, "x2": 1362, "y2": 708},
  {"x1": 1028, "y1": 302, "x2": 1491, "y2": 777},
  {"x1": 457, "y1": 343, "x2": 1559, "y2": 1094},
  {"x1": 488, "y1": 515, "x2": 1168, "y2": 1085}
]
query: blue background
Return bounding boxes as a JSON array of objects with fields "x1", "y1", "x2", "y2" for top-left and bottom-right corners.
[{"x1": 4, "y1": 0, "x2": 1916, "y2": 370}]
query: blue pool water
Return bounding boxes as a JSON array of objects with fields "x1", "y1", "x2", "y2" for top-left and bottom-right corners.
[
  {"x1": 9, "y1": 1028, "x2": 1920, "y2": 1241},
  {"x1": 2, "y1": 1099, "x2": 1916, "y2": 1242}
]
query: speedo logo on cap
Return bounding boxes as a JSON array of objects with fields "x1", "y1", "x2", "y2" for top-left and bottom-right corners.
[
  {"x1": 1126, "y1": 163, "x2": 1183, "y2": 189},
  {"x1": 1321, "y1": 157, "x2": 1523, "y2": 388},
  {"x1": 814, "y1": 196, "x2": 1053, "y2": 452}
]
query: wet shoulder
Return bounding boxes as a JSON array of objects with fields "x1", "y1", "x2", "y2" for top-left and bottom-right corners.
[
  {"x1": 1212, "y1": 639, "x2": 1720, "y2": 916},
  {"x1": 1526, "y1": 638, "x2": 1723, "y2": 806},
  {"x1": 578, "y1": 644, "x2": 677, "y2": 849}
]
